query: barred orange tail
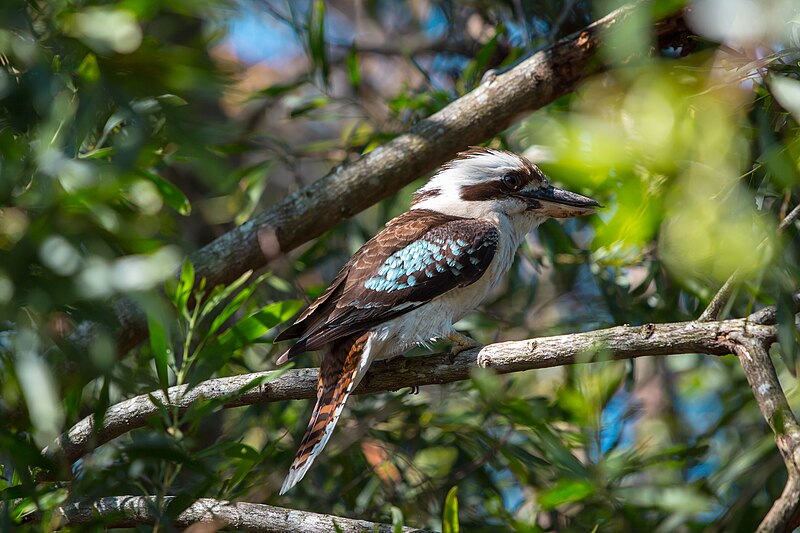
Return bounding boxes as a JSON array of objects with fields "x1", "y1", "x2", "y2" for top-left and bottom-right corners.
[{"x1": 279, "y1": 332, "x2": 371, "y2": 494}]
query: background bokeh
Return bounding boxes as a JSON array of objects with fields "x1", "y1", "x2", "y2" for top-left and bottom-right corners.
[{"x1": 1, "y1": 0, "x2": 799, "y2": 531}]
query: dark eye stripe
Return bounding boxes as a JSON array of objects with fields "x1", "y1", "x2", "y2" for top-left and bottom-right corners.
[{"x1": 459, "y1": 181, "x2": 506, "y2": 202}]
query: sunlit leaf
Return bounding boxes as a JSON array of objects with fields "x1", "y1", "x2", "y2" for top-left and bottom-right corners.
[
  {"x1": 216, "y1": 299, "x2": 304, "y2": 350},
  {"x1": 140, "y1": 170, "x2": 191, "y2": 215},
  {"x1": 443, "y1": 486, "x2": 459, "y2": 533},
  {"x1": 538, "y1": 479, "x2": 595, "y2": 510}
]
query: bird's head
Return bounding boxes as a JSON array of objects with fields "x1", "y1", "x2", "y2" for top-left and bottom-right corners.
[{"x1": 411, "y1": 148, "x2": 601, "y2": 231}]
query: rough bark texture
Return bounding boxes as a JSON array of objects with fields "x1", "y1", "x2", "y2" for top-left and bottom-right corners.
[
  {"x1": 73, "y1": 2, "x2": 691, "y2": 355},
  {"x1": 733, "y1": 335, "x2": 800, "y2": 533},
  {"x1": 47, "y1": 315, "x2": 774, "y2": 466},
  {"x1": 52, "y1": 496, "x2": 434, "y2": 533}
]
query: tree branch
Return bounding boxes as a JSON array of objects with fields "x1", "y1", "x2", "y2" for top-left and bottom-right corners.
[
  {"x1": 51, "y1": 496, "x2": 434, "y2": 533},
  {"x1": 731, "y1": 334, "x2": 800, "y2": 532},
  {"x1": 47, "y1": 315, "x2": 774, "y2": 466},
  {"x1": 68, "y1": 1, "x2": 691, "y2": 355}
]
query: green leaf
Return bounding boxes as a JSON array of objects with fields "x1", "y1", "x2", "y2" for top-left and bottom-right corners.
[
  {"x1": 76, "y1": 53, "x2": 100, "y2": 82},
  {"x1": 199, "y1": 270, "x2": 254, "y2": 321},
  {"x1": 391, "y1": 506, "x2": 404, "y2": 533},
  {"x1": 249, "y1": 80, "x2": 305, "y2": 100},
  {"x1": 414, "y1": 446, "x2": 458, "y2": 478},
  {"x1": 308, "y1": 0, "x2": 329, "y2": 85},
  {"x1": 206, "y1": 272, "x2": 275, "y2": 338},
  {"x1": 617, "y1": 485, "x2": 712, "y2": 513},
  {"x1": 538, "y1": 479, "x2": 595, "y2": 510},
  {"x1": 188, "y1": 300, "x2": 302, "y2": 385},
  {"x1": 288, "y1": 96, "x2": 329, "y2": 118},
  {"x1": 223, "y1": 442, "x2": 261, "y2": 461},
  {"x1": 176, "y1": 259, "x2": 195, "y2": 315},
  {"x1": 141, "y1": 170, "x2": 191, "y2": 215},
  {"x1": 234, "y1": 161, "x2": 273, "y2": 225},
  {"x1": 156, "y1": 93, "x2": 188, "y2": 106},
  {"x1": 78, "y1": 146, "x2": 114, "y2": 159},
  {"x1": 443, "y1": 486, "x2": 459, "y2": 533},
  {"x1": 345, "y1": 47, "x2": 360, "y2": 88},
  {"x1": 217, "y1": 299, "x2": 303, "y2": 350},
  {"x1": 147, "y1": 309, "x2": 171, "y2": 392}
]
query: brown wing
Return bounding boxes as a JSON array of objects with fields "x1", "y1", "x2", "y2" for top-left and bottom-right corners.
[{"x1": 276, "y1": 209, "x2": 498, "y2": 360}]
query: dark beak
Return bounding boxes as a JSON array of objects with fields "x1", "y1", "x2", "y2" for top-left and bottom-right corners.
[{"x1": 518, "y1": 186, "x2": 602, "y2": 218}]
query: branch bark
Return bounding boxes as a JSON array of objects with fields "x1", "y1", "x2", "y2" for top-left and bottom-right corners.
[
  {"x1": 733, "y1": 334, "x2": 800, "y2": 532},
  {"x1": 70, "y1": 1, "x2": 691, "y2": 355},
  {"x1": 51, "y1": 496, "x2": 433, "y2": 533},
  {"x1": 47, "y1": 315, "x2": 774, "y2": 466}
]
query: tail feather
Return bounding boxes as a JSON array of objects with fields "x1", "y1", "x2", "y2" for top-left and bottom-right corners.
[{"x1": 279, "y1": 332, "x2": 371, "y2": 495}]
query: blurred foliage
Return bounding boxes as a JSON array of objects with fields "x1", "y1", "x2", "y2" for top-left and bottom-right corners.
[{"x1": 1, "y1": 0, "x2": 800, "y2": 532}]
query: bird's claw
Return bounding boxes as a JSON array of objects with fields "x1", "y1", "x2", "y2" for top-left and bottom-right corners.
[
  {"x1": 408, "y1": 385, "x2": 420, "y2": 395},
  {"x1": 446, "y1": 332, "x2": 481, "y2": 363}
]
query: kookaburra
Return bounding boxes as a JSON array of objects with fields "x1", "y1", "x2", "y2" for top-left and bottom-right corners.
[{"x1": 274, "y1": 147, "x2": 600, "y2": 494}]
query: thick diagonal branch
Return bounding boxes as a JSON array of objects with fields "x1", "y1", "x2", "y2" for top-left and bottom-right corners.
[
  {"x1": 733, "y1": 334, "x2": 800, "y2": 533},
  {"x1": 74, "y1": 2, "x2": 690, "y2": 355},
  {"x1": 47, "y1": 316, "x2": 774, "y2": 466},
  {"x1": 51, "y1": 496, "x2": 433, "y2": 533}
]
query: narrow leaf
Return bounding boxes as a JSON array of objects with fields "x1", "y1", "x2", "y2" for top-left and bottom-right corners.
[
  {"x1": 308, "y1": 0, "x2": 329, "y2": 85},
  {"x1": 443, "y1": 486, "x2": 459, "y2": 533},
  {"x1": 216, "y1": 299, "x2": 303, "y2": 350},
  {"x1": 147, "y1": 310, "x2": 171, "y2": 392},
  {"x1": 199, "y1": 270, "x2": 254, "y2": 321},
  {"x1": 141, "y1": 170, "x2": 191, "y2": 215},
  {"x1": 391, "y1": 506, "x2": 404, "y2": 533},
  {"x1": 176, "y1": 259, "x2": 195, "y2": 314}
]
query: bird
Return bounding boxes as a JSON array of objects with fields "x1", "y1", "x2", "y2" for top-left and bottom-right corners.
[{"x1": 273, "y1": 147, "x2": 601, "y2": 494}]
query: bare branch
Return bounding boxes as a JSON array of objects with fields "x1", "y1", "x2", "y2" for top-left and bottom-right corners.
[
  {"x1": 778, "y1": 203, "x2": 800, "y2": 233},
  {"x1": 732, "y1": 334, "x2": 800, "y2": 532},
  {"x1": 47, "y1": 315, "x2": 774, "y2": 466},
  {"x1": 51, "y1": 496, "x2": 434, "y2": 533},
  {"x1": 68, "y1": 2, "x2": 691, "y2": 355},
  {"x1": 698, "y1": 272, "x2": 741, "y2": 322}
]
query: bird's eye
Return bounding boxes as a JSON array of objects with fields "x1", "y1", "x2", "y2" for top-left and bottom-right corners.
[
  {"x1": 502, "y1": 173, "x2": 523, "y2": 191},
  {"x1": 541, "y1": 177, "x2": 550, "y2": 188}
]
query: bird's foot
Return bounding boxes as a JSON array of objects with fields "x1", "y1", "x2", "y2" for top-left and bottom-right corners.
[
  {"x1": 408, "y1": 385, "x2": 420, "y2": 395},
  {"x1": 446, "y1": 331, "x2": 481, "y2": 363}
]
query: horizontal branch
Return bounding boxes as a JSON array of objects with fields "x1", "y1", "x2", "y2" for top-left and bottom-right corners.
[
  {"x1": 70, "y1": 1, "x2": 691, "y2": 355},
  {"x1": 52, "y1": 496, "x2": 434, "y2": 533},
  {"x1": 47, "y1": 315, "x2": 775, "y2": 466}
]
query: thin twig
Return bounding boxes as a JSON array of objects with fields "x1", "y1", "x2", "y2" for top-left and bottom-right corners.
[{"x1": 778, "y1": 203, "x2": 800, "y2": 233}]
